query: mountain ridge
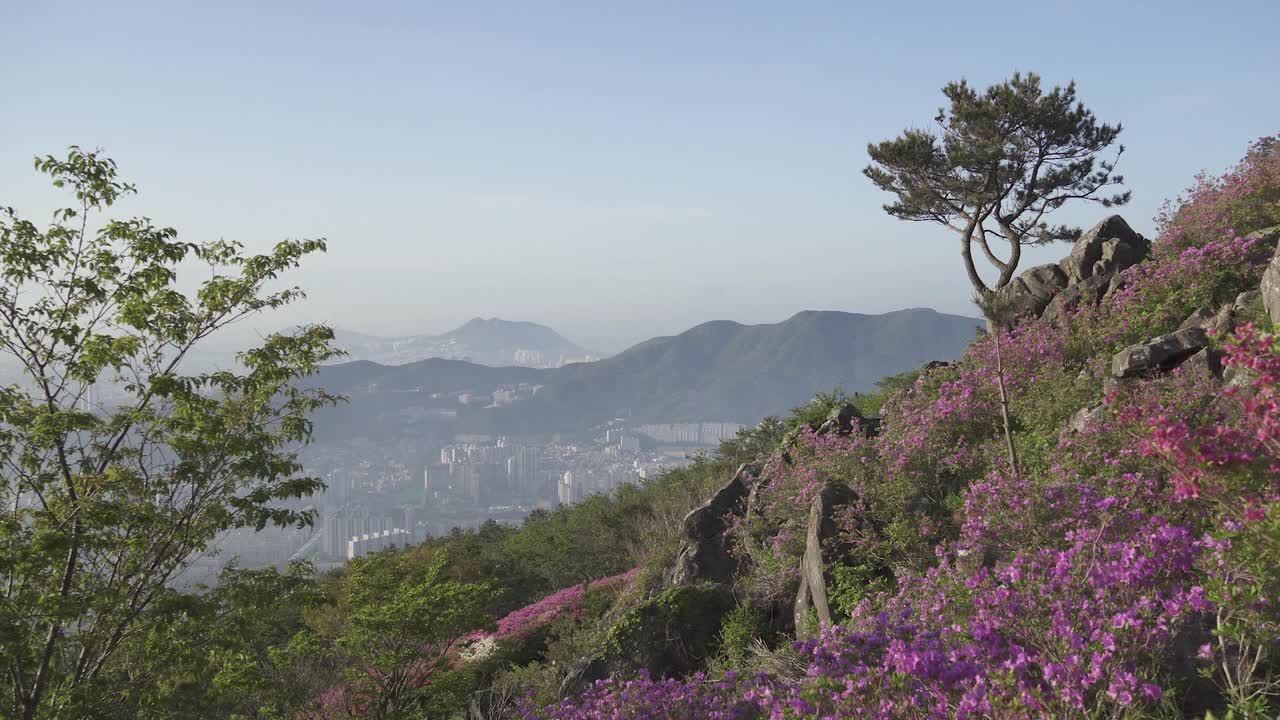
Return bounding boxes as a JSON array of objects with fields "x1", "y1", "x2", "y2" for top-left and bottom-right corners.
[
  {"x1": 329, "y1": 317, "x2": 599, "y2": 368},
  {"x1": 314, "y1": 307, "x2": 981, "y2": 437}
]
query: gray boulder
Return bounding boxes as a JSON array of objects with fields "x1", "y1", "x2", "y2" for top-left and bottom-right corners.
[
  {"x1": 1102, "y1": 374, "x2": 1132, "y2": 397},
  {"x1": 1177, "y1": 294, "x2": 1260, "y2": 345},
  {"x1": 794, "y1": 482, "x2": 857, "y2": 639},
  {"x1": 1183, "y1": 347, "x2": 1225, "y2": 378},
  {"x1": 999, "y1": 215, "x2": 1149, "y2": 324},
  {"x1": 1234, "y1": 289, "x2": 1261, "y2": 314},
  {"x1": 1042, "y1": 273, "x2": 1112, "y2": 322},
  {"x1": 1059, "y1": 215, "x2": 1150, "y2": 284},
  {"x1": 1259, "y1": 227, "x2": 1280, "y2": 325},
  {"x1": 1179, "y1": 304, "x2": 1237, "y2": 339},
  {"x1": 997, "y1": 263, "x2": 1069, "y2": 320},
  {"x1": 1068, "y1": 402, "x2": 1106, "y2": 433},
  {"x1": 1102, "y1": 273, "x2": 1129, "y2": 303},
  {"x1": 816, "y1": 402, "x2": 879, "y2": 438},
  {"x1": 1111, "y1": 326, "x2": 1210, "y2": 378},
  {"x1": 1178, "y1": 307, "x2": 1218, "y2": 331},
  {"x1": 665, "y1": 463, "x2": 757, "y2": 587},
  {"x1": 559, "y1": 583, "x2": 736, "y2": 697},
  {"x1": 1224, "y1": 364, "x2": 1258, "y2": 392}
]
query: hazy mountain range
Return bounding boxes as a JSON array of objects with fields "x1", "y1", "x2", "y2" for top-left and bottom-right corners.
[
  {"x1": 311, "y1": 308, "x2": 982, "y2": 439},
  {"x1": 331, "y1": 317, "x2": 600, "y2": 368}
]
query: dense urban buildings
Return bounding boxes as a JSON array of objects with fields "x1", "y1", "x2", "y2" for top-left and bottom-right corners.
[{"x1": 189, "y1": 416, "x2": 740, "y2": 577}]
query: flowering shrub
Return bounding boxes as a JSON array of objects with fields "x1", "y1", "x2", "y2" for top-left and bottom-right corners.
[
  {"x1": 1136, "y1": 324, "x2": 1280, "y2": 713},
  {"x1": 730, "y1": 225, "x2": 1271, "y2": 608},
  {"x1": 522, "y1": 138, "x2": 1280, "y2": 719},
  {"x1": 807, "y1": 518, "x2": 1204, "y2": 718},
  {"x1": 1068, "y1": 233, "x2": 1272, "y2": 359},
  {"x1": 1141, "y1": 324, "x2": 1280, "y2": 501},
  {"x1": 1157, "y1": 136, "x2": 1280, "y2": 251},
  {"x1": 754, "y1": 429, "x2": 875, "y2": 518},
  {"x1": 466, "y1": 568, "x2": 641, "y2": 650},
  {"x1": 525, "y1": 510, "x2": 1206, "y2": 719},
  {"x1": 522, "y1": 671, "x2": 767, "y2": 720}
]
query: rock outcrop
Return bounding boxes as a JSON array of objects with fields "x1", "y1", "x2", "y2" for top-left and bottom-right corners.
[
  {"x1": 661, "y1": 402, "x2": 870, "y2": 646},
  {"x1": 1257, "y1": 227, "x2": 1280, "y2": 324},
  {"x1": 997, "y1": 263, "x2": 1069, "y2": 320},
  {"x1": 1111, "y1": 326, "x2": 1210, "y2": 379},
  {"x1": 1183, "y1": 347, "x2": 1224, "y2": 378},
  {"x1": 816, "y1": 402, "x2": 881, "y2": 438},
  {"x1": 1059, "y1": 215, "x2": 1149, "y2": 284},
  {"x1": 667, "y1": 403, "x2": 876, "y2": 581},
  {"x1": 664, "y1": 463, "x2": 758, "y2": 587},
  {"x1": 999, "y1": 215, "x2": 1150, "y2": 324},
  {"x1": 1234, "y1": 289, "x2": 1262, "y2": 314},
  {"x1": 1067, "y1": 402, "x2": 1105, "y2": 433},
  {"x1": 794, "y1": 482, "x2": 858, "y2": 639},
  {"x1": 1042, "y1": 273, "x2": 1112, "y2": 322}
]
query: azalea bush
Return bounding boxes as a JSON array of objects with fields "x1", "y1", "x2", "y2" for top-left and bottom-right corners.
[
  {"x1": 1073, "y1": 233, "x2": 1270, "y2": 357},
  {"x1": 1139, "y1": 324, "x2": 1280, "y2": 715},
  {"x1": 1157, "y1": 136, "x2": 1280, "y2": 251},
  {"x1": 466, "y1": 568, "x2": 641, "y2": 649},
  {"x1": 806, "y1": 517, "x2": 1205, "y2": 718},
  {"x1": 522, "y1": 671, "x2": 768, "y2": 720},
  {"x1": 516, "y1": 137, "x2": 1280, "y2": 720},
  {"x1": 525, "y1": 510, "x2": 1207, "y2": 719}
]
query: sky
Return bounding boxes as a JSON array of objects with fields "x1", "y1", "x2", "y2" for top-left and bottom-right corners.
[{"x1": 3, "y1": 1, "x2": 1279, "y2": 353}]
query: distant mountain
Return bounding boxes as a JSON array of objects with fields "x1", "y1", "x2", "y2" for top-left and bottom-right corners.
[
  {"x1": 487, "y1": 308, "x2": 981, "y2": 432},
  {"x1": 312, "y1": 308, "x2": 981, "y2": 439},
  {"x1": 331, "y1": 318, "x2": 600, "y2": 368},
  {"x1": 311, "y1": 357, "x2": 543, "y2": 395}
]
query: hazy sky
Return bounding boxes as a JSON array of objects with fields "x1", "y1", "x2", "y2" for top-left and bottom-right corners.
[{"x1": 3, "y1": 1, "x2": 1279, "y2": 352}]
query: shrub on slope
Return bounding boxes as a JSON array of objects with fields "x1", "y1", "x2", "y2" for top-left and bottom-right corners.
[{"x1": 527, "y1": 137, "x2": 1280, "y2": 719}]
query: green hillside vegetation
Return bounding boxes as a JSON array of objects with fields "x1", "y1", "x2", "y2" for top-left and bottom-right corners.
[{"x1": 518, "y1": 308, "x2": 979, "y2": 425}]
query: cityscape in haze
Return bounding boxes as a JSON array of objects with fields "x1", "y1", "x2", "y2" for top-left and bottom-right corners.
[
  {"x1": 188, "y1": 306, "x2": 981, "y2": 578},
  {"x1": 4, "y1": 2, "x2": 1280, "y2": 718}
]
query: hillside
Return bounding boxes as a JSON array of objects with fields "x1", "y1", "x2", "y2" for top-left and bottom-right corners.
[
  {"x1": 38, "y1": 121, "x2": 1280, "y2": 720},
  {"x1": 224, "y1": 138, "x2": 1280, "y2": 720},
  {"x1": 310, "y1": 356, "x2": 543, "y2": 396},
  {"x1": 497, "y1": 308, "x2": 980, "y2": 429},
  {"x1": 314, "y1": 308, "x2": 981, "y2": 437},
  {"x1": 332, "y1": 317, "x2": 598, "y2": 368}
]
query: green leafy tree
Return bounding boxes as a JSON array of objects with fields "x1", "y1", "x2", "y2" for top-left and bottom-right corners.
[
  {"x1": 335, "y1": 550, "x2": 495, "y2": 720},
  {"x1": 865, "y1": 71, "x2": 1130, "y2": 295},
  {"x1": 851, "y1": 369, "x2": 922, "y2": 417},
  {"x1": 716, "y1": 416, "x2": 785, "y2": 467},
  {"x1": 113, "y1": 562, "x2": 334, "y2": 720},
  {"x1": 788, "y1": 389, "x2": 854, "y2": 432},
  {"x1": 0, "y1": 148, "x2": 339, "y2": 719}
]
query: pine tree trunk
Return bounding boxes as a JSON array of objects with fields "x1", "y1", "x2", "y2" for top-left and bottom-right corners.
[{"x1": 991, "y1": 322, "x2": 1020, "y2": 477}]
